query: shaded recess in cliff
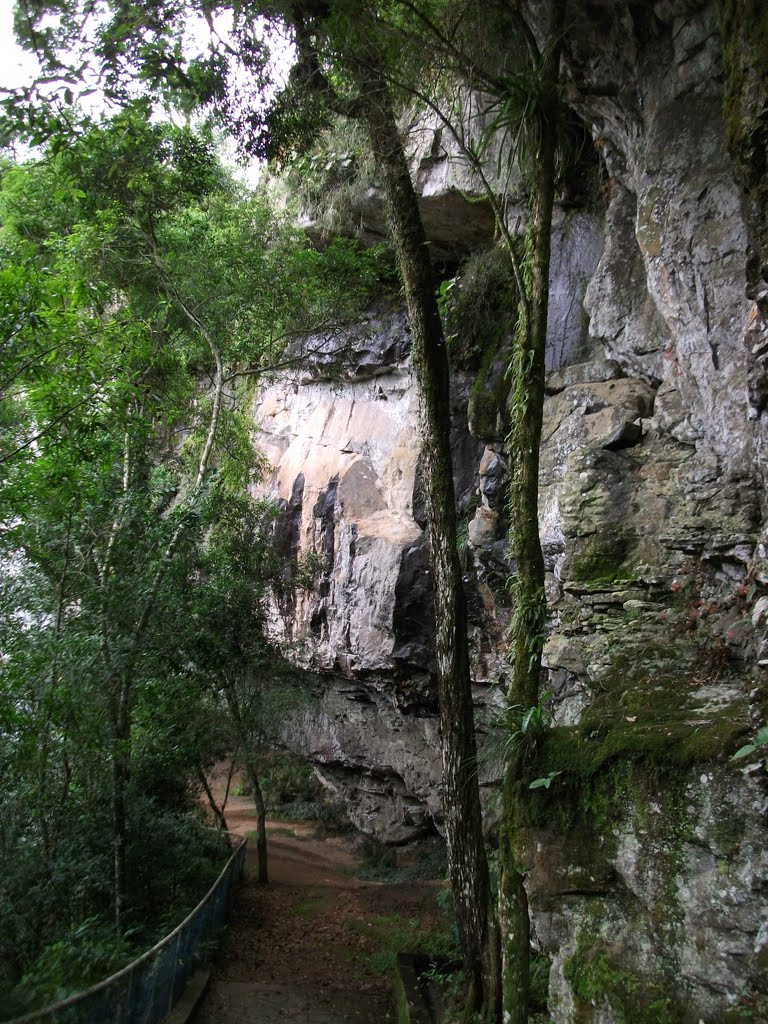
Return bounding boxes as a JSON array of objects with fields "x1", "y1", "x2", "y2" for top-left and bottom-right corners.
[
  {"x1": 271, "y1": 472, "x2": 305, "y2": 630},
  {"x1": 391, "y1": 538, "x2": 435, "y2": 671}
]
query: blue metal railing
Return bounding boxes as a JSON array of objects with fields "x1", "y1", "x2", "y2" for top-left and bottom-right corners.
[{"x1": 7, "y1": 833, "x2": 246, "y2": 1024}]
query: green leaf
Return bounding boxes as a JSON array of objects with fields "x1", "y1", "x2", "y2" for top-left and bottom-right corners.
[
  {"x1": 731, "y1": 743, "x2": 757, "y2": 760},
  {"x1": 529, "y1": 771, "x2": 561, "y2": 790},
  {"x1": 521, "y1": 706, "x2": 536, "y2": 733}
]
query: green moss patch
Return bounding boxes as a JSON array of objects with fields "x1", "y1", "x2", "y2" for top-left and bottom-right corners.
[
  {"x1": 554, "y1": 704, "x2": 743, "y2": 783},
  {"x1": 525, "y1": 630, "x2": 751, "y2": 837},
  {"x1": 569, "y1": 533, "x2": 634, "y2": 587},
  {"x1": 468, "y1": 341, "x2": 512, "y2": 439},
  {"x1": 564, "y1": 944, "x2": 679, "y2": 1024}
]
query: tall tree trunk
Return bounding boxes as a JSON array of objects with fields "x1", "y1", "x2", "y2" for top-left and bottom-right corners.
[
  {"x1": 112, "y1": 684, "x2": 130, "y2": 935},
  {"x1": 103, "y1": 320, "x2": 224, "y2": 934},
  {"x1": 500, "y1": 4, "x2": 565, "y2": 1020},
  {"x1": 198, "y1": 767, "x2": 230, "y2": 832},
  {"x1": 361, "y1": 73, "x2": 500, "y2": 1018},
  {"x1": 245, "y1": 761, "x2": 269, "y2": 884},
  {"x1": 221, "y1": 679, "x2": 269, "y2": 883},
  {"x1": 499, "y1": 771, "x2": 530, "y2": 1024}
]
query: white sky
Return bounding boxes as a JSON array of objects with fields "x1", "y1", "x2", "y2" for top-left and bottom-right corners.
[
  {"x1": 0, "y1": 0, "x2": 292, "y2": 102},
  {"x1": 0, "y1": 0, "x2": 43, "y2": 92},
  {"x1": 0, "y1": 0, "x2": 290, "y2": 182}
]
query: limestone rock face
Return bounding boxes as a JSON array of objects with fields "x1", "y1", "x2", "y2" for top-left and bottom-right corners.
[
  {"x1": 252, "y1": 1, "x2": 768, "y2": 1016},
  {"x1": 253, "y1": 310, "x2": 465, "y2": 842},
  {"x1": 529, "y1": 769, "x2": 768, "y2": 1024},
  {"x1": 547, "y1": 211, "x2": 607, "y2": 370},
  {"x1": 252, "y1": 308, "x2": 428, "y2": 676},
  {"x1": 520, "y1": 4, "x2": 766, "y2": 1018},
  {"x1": 299, "y1": 96, "x2": 501, "y2": 262}
]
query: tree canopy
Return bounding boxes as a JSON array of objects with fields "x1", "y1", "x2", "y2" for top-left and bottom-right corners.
[{"x1": 0, "y1": 101, "x2": 383, "y2": 1014}]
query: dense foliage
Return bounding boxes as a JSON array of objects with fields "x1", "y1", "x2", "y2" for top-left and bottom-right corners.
[{"x1": 0, "y1": 107, "x2": 381, "y2": 1016}]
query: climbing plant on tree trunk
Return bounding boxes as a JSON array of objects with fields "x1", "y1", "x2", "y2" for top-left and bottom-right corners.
[
  {"x1": 499, "y1": 3, "x2": 567, "y2": 1021},
  {"x1": 357, "y1": 68, "x2": 501, "y2": 1017}
]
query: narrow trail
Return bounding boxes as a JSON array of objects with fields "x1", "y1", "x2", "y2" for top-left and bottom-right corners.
[{"x1": 190, "y1": 789, "x2": 445, "y2": 1024}]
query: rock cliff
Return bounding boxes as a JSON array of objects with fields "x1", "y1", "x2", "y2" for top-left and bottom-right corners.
[{"x1": 251, "y1": 2, "x2": 768, "y2": 1019}]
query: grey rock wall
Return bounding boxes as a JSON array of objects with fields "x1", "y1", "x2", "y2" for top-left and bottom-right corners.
[
  {"x1": 560, "y1": 0, "x2": 762, "y2": 477},
  {"x1": 252, "y1": 1, "x2": 768, "y2": 1017}
]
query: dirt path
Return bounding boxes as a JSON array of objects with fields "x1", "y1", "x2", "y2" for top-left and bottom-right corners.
[{"x1": 190, "y1": 790, "x2": 445, "y2": 1024}]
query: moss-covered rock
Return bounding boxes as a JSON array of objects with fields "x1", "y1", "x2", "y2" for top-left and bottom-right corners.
[{"x1": 569, "y1": 534, "x2": 634, "y2": 587}]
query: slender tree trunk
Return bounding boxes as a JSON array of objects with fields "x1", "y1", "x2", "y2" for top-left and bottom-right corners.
[
  {"x1": 499, "y1": 769, "x2": 530, "y2": 1024},
  {"x1": 245, "y1": 761, "x2": 269, "y2": 884},
  {"x1": 112, "y1": 685, "x2": 130, "y2": 935},
  {"x1": 198, "y1": 767, "x2": 230, "y2": 832},
  {"x1": 360, "y1": 72, "x2": 500, "y2": 1018},
  {"x1": 103, "y1": 320, "x2": 224, "y2": 933},
  {"x1": 287, "y1": 7, "x2": 500, "y2": 1011},
  {"x1": 221, "y1": 680, "x2": 269, "y2": 883},
  {"x1": 37, "y1": 511, "x2": 74, "y2": 881},
  {"x1": 501, "y1": 4, "x2": 565, "y2": 1020}
]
